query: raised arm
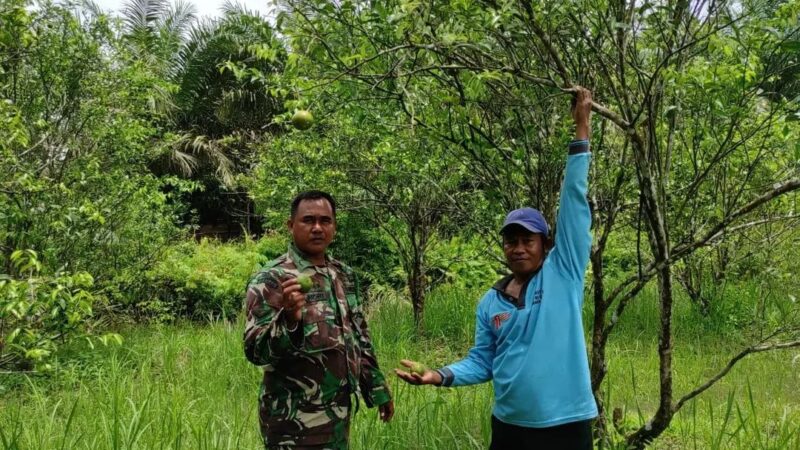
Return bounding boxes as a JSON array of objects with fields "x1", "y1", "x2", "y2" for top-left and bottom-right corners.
[{"x1": 551, "y1": 87, "x2": 593, "y2": 281}]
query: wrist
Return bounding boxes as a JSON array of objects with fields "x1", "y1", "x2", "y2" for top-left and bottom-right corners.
[
  {"x1": 575, "y1": 123, "x2": 590, "y2": 140},
  {"x1": 285, "y1": 317, "x2": 299, "y2": 332},
  {"x1": 370, "y1": 387, "x2": 392, "y2": 407},
  {"x1": 284, "y1": 309, "x2": 302, "y2": 330},
  {"x1": 435, "y1": 367, "x2": 455, "y2": 386}
]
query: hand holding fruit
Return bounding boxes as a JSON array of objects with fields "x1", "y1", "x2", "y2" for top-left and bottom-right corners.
[
  {"x1": 296, "y1": 274, "x2": 313, "y2": 293},
  {"x1": 394, "y1": 359, "x2": 442, "y2": 386},
  {"x1": 280, "y1": 276, "x2": 308, "y2": 323}
]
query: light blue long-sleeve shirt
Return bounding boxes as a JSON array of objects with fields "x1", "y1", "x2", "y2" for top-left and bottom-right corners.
[{"x1": 438, "y1": 140, "x2": 598, "y2": 428}]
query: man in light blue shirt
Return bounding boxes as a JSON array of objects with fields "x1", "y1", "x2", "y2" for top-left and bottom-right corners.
[{"x1": 396, "y1": 87, "x2": 597, "y2": 449}]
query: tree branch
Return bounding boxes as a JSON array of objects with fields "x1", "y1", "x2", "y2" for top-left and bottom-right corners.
[
  {"x1": 671, "y1": 338, "x2": 800, "y2": 413},
  {"x1": 672, "y1": 178, "x2": 800, "y2": 261},
  {"x1": 605, "y1": 177, "x2": 800, "y2": 316}
]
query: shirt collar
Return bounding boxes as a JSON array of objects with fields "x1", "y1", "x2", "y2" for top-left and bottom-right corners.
[
  {"x1": 492, "y1": 270, "x2": 538, "y2": 308},
  {"x1": 288, "y1": 242, "x2": 329, "y2": 272}
]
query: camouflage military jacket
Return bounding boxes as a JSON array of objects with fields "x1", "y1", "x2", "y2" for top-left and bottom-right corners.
[{"x1": 243, "y1": 244, "x2": 391, "y2": 447}]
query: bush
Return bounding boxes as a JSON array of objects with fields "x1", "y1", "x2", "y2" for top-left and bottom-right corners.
[
  {"x1": 426, "y1": 235, "x2": 504, "y2": 292},
  {"x1": 0, "y1": 250, "x2": 119, "y2": 372},
  {"x1": 141, "y1": 234, "x2": 286, "y2": 321}
]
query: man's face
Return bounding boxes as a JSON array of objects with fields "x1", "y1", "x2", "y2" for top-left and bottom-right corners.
[
  {"x1": 502, "y1": 226, "x2": 545, "y2": 277},
  {"x1": 288, "y1": 199, "x2": 336, "y2": 257}
]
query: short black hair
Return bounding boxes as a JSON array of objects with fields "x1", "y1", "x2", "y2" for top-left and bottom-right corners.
[
  {"x1": 290, "y1": 190, "x2": 337, "y2": 219},
  {"x1": 501, "y1": 224, "x2": 537, "y2": 239}
]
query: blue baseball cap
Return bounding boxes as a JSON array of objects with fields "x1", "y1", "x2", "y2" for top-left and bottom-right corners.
[{"x1": 500, "y1": 207, "x2": 549, "y2": 236}]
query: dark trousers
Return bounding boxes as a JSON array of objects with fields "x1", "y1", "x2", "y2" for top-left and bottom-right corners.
[{"x1": 489, "y1": 416, "x2": 593, "y2": 450}]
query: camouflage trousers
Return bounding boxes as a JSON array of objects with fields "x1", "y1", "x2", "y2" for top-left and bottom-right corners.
[
  {"x1": 269, "y1": 441, "x2": 347, "y2": 450},
  {"x1": 261, "y1": 392, "x2": 351, "y2": 450},
  {"x1": 264, "y1": 422, "x2": 348, "y2": 450}
]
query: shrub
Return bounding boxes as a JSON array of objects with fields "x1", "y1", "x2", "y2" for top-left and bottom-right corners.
[
  {"x1": 142, "y1": 235, "x2": 286, "y2": 321},
  {"x1": 426, "y1": 235, "x2": 504, "y2": 292},
  {"x1": 0, "y1": 250, "x2": 119, "y2": 372}
]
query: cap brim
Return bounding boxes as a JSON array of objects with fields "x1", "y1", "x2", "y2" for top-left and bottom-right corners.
[{"x1": 500, "y1": 220, "x2": 546, "y2": 235}]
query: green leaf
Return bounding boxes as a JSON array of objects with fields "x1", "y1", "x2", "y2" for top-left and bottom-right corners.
[{"x1": 781, "y1": 41, "x2": 800, "y2": 52}]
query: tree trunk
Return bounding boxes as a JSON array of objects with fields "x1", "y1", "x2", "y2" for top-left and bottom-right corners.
[
  {"x1": 626, "y1": 135, "x2": 676, "y2": 448},
  {"x1": 626, "y1": 264, "x2": 676, "y2": 449},
  {"x1": 409, "y1": 252, "x2": 426, "y2": 329},
  {"x1": 590, "y1": 246, "x2": 610, "y2": 442},
  {"x1": 408, "y1": 228, "x2": 428, "y2": 330}
]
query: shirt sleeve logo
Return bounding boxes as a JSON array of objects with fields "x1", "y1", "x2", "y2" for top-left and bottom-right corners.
[{"x1": 492, "y1": 312, "x2": 511, "y2": 330}]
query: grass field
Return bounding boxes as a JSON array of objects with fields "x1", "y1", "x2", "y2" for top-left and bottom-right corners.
[{"x1": 1, "y1": 285, "x2": 799, "y2": 449}]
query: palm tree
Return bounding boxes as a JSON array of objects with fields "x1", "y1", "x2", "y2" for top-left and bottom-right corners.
[
  {"x1": 172, "y1": 3, "x2": 286, "y2": 136},
  {"x1": 119, "y1": 0, "x2": 286, "y2": 187},
  {"x1": 121, "y1": 0, "x2": 197, "y2": 76}
]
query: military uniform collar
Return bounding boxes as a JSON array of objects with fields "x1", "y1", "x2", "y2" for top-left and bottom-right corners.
[{"x1": 288, "y1": 242, "x2": 332, "y2": 272}]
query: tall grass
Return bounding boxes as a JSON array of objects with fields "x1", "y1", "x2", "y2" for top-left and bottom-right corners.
[{"x1": 1, "y1": 282, "x2": 799, "y2": 449}]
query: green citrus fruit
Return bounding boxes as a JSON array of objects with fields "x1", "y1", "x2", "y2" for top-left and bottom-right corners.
[
  {"x1": 291, "y1": 109, "x2": 313, "y2": 130},
  {"x1": 409, "y1": 362, "x2": 427, "y2": 376},
  {"x1": 297, "y1": 274, "x2": 313, "y2": 293}
]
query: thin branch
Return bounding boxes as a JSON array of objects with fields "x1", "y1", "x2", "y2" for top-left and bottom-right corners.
[
  {"x1": 605, "y1": 177, "x2": 800, "y2": 312},
  {"x1": 527, "y1": 18, "x2": 572, "y2": 87},
  {"x1": 672, "y1": 338, "x2": 800, "y2": 413},
  {"x1": 705, "y1": 214, "x2": 800, "y2": 242},
  {"x1": 672, "y1": 178, "x2": 800, "y2": 260}
]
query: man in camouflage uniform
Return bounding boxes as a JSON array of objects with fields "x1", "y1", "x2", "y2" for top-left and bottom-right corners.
[{"x1": 244, "y1": 190, "x2": 394, "y2": 449}]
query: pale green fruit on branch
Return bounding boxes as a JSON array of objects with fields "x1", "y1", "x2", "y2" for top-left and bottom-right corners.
[
  {"x1": 297, "y1": 274, "x2": 313, "y2": 293},
  {"x1": 291, "y1": 109, "x2": 313, "y2": 130}
]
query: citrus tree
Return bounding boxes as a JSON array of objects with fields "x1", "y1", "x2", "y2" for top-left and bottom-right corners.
[{"x1": 272, "y1": 0, "x2": 800, "y2": 446}]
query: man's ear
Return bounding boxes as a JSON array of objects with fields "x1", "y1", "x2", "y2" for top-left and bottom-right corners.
[
  {"x1": 543, "y1": 234, "x2": 554, "y2": 252},
  {"x1": 286, "y1": 218, "x2": 293, "y2": 232}
]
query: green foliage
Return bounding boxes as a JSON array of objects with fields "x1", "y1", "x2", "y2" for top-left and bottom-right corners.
[
  {"x1": 0, "y1": 1, "x2": 183, "y2": 290},
  {"x1": 142, "y1": 235, "x2": 284, "y2": 321},
  {"x1": 327, "y1": 213, "x2": 400, "y2": 289},
  {"x1": 426, "y1": 235, "x2": 503, "y2": 292},
  {"x1": 172, "y1": 7, "x2": 286, "y2": 136},
  {"x1": 0, "y1": 250, "x2": 120, "y2": 371},
  {"x1": 600, "y1": 229, "x2": 651, "y2": 279},
  {"x1": 120, "y1": 0, "x2": 198, "y2": 76},
  {"x1": 141, "y1": 3, "x2": 288, "y2": 187},
  {"x1": 0, "y1": 1, "x2": 181, "y2": 373}
]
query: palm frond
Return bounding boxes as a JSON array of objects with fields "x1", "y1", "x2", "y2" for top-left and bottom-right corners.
[
  {"x1": 167, "y1": 8, "x2": 286, "y2": 137},
  {"x1": 161, "y1": 0, "x2": 198, "y2": 41},
  {"x1": 220, "y1": 0, "x2": 256, "y2": 18},
  {"x1": 167, "y1": 133, "x2": 235, "y2": 187},
  {"x1": 147, "y1": 84, "x2": 179, "y2": 118},
  {"x1": 80, "y1": 0, "x2": 106, "y2": 19},
  {"x1": 121, "y1": 0, "x2": 167, "y2": 33},
  {"x1": 172, "y1": 18, "x2": 216, "y2": 79},
  {"x1": 168, "y1": 148, "x2": 201, "y2": 177},
  {"x1": 193, "y1": 135, "x2": 234, "y2": 188}
]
